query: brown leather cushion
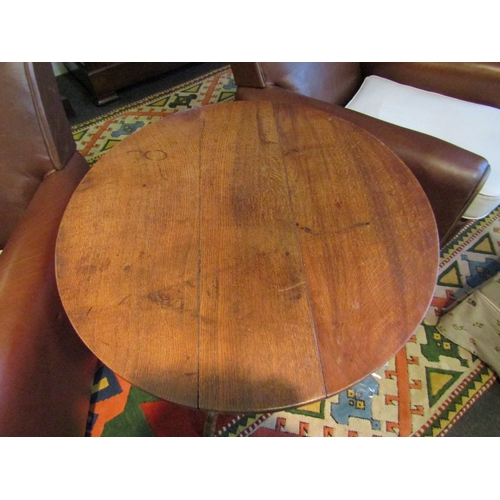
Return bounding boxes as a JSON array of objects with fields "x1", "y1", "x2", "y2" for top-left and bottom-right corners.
[
  {"x1": 232, "y1": 62, "x2": 363, "y2": 106},
  {"x1": 0, "y1": 63, "x2": 75, "y2": 248}
]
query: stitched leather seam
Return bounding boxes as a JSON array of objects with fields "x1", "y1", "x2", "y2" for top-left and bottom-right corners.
[{"x1": 24, "y1": 62, "x2": 64, "y2": 172}]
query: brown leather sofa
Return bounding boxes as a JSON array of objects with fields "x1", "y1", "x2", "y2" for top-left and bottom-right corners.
[
  {"x1": 0, "y1": 63, "x2": 97, "y2": 436},
  {"x1": 231, "y1": 63, "x2": 498, "y2": 246}
]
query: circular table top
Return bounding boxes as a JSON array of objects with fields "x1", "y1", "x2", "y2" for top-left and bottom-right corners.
[{"x1": 56, "y1": 101, "x2": 439, "y2": 413}]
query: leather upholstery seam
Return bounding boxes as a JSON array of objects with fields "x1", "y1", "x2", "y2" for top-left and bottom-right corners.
[
  {"x1": 256, "y1": 63, "x2": 268, "y2": 88},
  {"x1": 43, "y1": 168, "x2": 57, "y2": 180},
  {"x1": 24, "y1": 62, "x2": 64, "y2": 172}
]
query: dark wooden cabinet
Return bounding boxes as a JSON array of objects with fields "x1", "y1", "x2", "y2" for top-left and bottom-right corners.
[{"x1": 64, "y1": 62, "x2": 188, "y2": 105}]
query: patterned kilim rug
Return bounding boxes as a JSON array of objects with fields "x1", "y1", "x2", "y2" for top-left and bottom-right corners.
[{"x1": 74, "y1": 65, "x2": 499, "y2": 437}]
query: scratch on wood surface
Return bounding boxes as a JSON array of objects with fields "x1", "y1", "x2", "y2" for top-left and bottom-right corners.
[
  {"x1": 278, "y1": 282, "x2": 306, "y2": 292},
  {"x1": 118, "y1": 295, "x2": 131, "y2": 306}
]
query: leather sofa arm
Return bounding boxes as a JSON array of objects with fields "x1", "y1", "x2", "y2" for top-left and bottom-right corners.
[
  {"x1": 231, "y1": 62, "x2": 363, "y2": 106},
  {"x1": 230, "y1": 62, "x2": 266, "y2": 88},
  {"x1": 0, "y1": 152, "x2": 97, "y2": 436},
  {"x1": 362, "y1": 62, "x2": 500, "y2": 109},
  {"x1": 0, "y1": 63, "x2": 79, "y2": 248},
  {"x1": 236, "y1": 86, "x2": 490, "y2": 246},
  {"x1": 28, "y1": 62, "x2": 77, "y2": 169}
]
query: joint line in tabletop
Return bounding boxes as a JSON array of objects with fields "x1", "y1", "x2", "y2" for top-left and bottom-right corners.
[
  {"x1": 277, "y1": 113, "x2": 328, "y2": 396},
  {"x1": 196, "y1": 114, "x2": 207, "y2": 409}
]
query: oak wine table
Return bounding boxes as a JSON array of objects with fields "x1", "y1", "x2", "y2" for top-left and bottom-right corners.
[{"x1": 56, "y1": 101, "x2": 439, "y2": 418}]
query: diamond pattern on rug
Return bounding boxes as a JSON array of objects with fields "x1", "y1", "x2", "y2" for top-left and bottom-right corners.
[{"x1": 78, "y1": 66, "x2": 498, "y2": 437}]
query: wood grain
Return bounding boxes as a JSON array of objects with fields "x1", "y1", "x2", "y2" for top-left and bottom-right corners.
[{"x1": 56, "y1": 101, "x2": 439, "y2": 413}]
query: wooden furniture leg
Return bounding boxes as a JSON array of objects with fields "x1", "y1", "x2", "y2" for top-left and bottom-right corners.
[{"x1": 203, "y1": 411, "x2": 218, "y2": 437}]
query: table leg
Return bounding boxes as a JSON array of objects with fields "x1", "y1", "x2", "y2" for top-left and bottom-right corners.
[{"x1": 203, "y1": 411, "x2": 218, "y2": 437}]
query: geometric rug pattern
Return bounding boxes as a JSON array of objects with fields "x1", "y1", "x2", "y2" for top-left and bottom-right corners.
[
  {"x1": 76, "y1": 66, "x2": 498, "y2": 436},
  {"x1": 252, "y1": 213, "x2": 499, "y2": 437}
]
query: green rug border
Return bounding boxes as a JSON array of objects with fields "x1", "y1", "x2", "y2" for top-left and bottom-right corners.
[{"x1": 440, "y1": 206, "x2": 500, "y2": 261}]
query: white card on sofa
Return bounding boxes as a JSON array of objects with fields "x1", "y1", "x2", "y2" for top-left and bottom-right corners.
[{"x1": 346, "y1": 75, "x2": 500, "y2": 219}]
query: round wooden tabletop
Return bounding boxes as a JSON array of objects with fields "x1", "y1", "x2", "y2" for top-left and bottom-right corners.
[{"x1": 56, "y1": 101, "x2": 438, "y2": 413}]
